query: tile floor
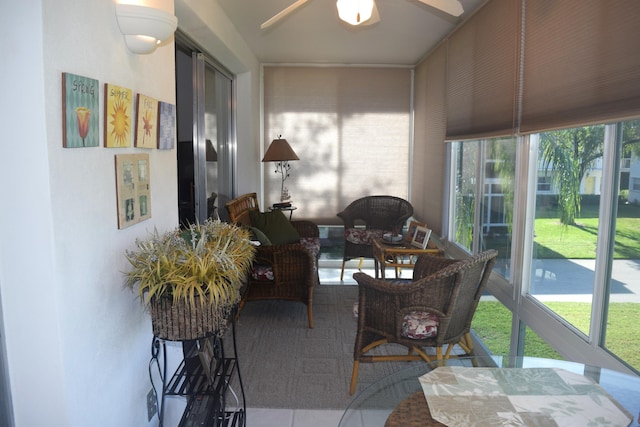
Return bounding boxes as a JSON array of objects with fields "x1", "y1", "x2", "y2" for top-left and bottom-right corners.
[{"x1": 246, "y1": 408, "x2": 345, "y2": 427}]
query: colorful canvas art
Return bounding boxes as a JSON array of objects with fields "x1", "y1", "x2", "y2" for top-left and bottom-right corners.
[
  {"x1": 104, "y1": 83, "x2": 133, "y2": 148},
  {"x1": 115, "y1": 154, "x2": 151, "y2": 229},
  {"x1": 62, "y1": 72, "x2": 100, "y2": 148},
  {"x1": 135, "y1": 94, "x2": 159, "y2": 149},
  {"x1": 157, "y1": 101, "x2": 176, "y2": 150}
]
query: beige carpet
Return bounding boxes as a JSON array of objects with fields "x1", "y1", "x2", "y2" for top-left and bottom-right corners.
[{"x1": 228, "y1": 285, "x2": 419, "y2": 409}]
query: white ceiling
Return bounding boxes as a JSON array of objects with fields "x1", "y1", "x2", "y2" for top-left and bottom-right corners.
[{"x1": 216, "y1": 0, "x2": 487, "y2": 65}]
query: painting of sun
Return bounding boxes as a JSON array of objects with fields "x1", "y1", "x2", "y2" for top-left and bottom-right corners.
[
  {"x1": 135, "y1": 94, "x2": 159, "y2": 149},
  {"x1": 104, "y1": 83, "x2": 132, "y2": 148}
]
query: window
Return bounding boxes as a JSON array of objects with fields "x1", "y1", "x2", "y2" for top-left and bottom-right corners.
[
  {"x1": 537, "y1": 176, "x2": 551, "y2": 192},
  {"x1": 449, "y1": 121, "x2": 640, "y2": 373},
  {"x1": 450, "y1": 137, "x2": 515, "y2": 279},
  {"x1": 528, "y1": 125, "x2": 605, "y2": 337}
]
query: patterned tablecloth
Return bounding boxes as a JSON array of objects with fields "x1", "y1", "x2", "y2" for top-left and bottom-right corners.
[{"x1": 419, "y1": 367, "x2": 633, "y2": 427}]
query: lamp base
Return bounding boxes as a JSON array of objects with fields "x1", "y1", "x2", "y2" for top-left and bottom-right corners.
[{"x1": 280, "y1": 187, "x2": 292, "y2": 203}]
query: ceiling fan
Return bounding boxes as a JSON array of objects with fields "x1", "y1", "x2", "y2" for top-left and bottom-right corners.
[{"x1": 261, "y1": 0, "x2": 464, "y2": 30}]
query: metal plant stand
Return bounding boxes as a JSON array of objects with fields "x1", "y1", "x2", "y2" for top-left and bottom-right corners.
[{"x1": 149, "y1": 316, "x2": 246, "y2": 427}]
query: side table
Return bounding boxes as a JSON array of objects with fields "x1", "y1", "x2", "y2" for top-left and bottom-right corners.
[
  {"x1": 268, "y1": 205, "x2": 297, "y2": 220},
  {"x1": 372, "y1": 237, "x2": 443, "y2": 279}
]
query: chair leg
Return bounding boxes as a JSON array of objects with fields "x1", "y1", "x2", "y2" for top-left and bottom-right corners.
[
  {"x1": 349, "y1": 361, "x2": 360, "y2": 395},
  {"x1": 307, "y1": 304, "x2": 314, "y2": 329},
  {"x1": 340, "y1": 260, "x2": 346, "y2": 281}
]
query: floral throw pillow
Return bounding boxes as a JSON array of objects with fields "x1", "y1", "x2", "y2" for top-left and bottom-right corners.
[{"x1": 402, "y1": 311, "x2": 439, "y2": 339}]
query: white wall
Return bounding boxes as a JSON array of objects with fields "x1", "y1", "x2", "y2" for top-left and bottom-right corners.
[
  {"x1": 2, "y1": 0, "x2": 179, "y2": 425},
  {"x1": 1, "y1": 0, "x2": 262, "y2": 426},
  {"x1": 1, "y1": 2, "x2": 69, "y2": 425}
]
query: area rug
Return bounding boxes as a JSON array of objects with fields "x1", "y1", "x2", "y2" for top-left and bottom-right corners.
[{"x1": 228, "y1": 285, "x2": 417, "y2": 409}]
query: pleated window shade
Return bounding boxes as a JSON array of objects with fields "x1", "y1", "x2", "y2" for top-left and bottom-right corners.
[
  {"x1": 445, "y1": 0, "x2": 521, "y2": 141},
  {"x1": 520, "y1": 0, "x2": 640, "y2": 133},
  {"x1": 412, "y1": 43, "x2": 447, "y2": 232},
  {"x1": 263, "y1": 66, "x2": 412, "y2": 225}
]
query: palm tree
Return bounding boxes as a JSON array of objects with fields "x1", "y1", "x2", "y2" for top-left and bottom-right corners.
[{"x1": 539, "y1": 126, "x2": 604, "y2": 225}]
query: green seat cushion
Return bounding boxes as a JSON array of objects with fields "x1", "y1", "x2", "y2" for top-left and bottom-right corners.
[{"x1": 249, "y1": 210, "x2": 300, "y2": 245}]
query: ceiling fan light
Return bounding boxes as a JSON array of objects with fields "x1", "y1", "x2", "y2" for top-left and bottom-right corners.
[{"x1": 337, "y1": 0, "x2": 374, "y2": 26}]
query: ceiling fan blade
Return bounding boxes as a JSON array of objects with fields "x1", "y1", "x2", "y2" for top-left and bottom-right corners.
[
  {"x1": 261, "y1": 0, "x2": 312, "y2": 30},
  {"x1": 415, "y1": 0, "x2": 464, "y2": 17}
]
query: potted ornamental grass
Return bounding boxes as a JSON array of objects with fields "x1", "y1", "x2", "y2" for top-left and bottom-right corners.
[{"x1": 125, "y1": 219, "x2": 255, "y2": 340}]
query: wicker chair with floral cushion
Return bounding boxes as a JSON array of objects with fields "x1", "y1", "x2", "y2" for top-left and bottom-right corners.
[
  {"x1": 337, "y1": 196, "x2": 414, "y2": 280},
  {"x1": 349, "y1": 249, "x2": 498, "y2": 395},
  {"x1": 225, "y1": 193, "x2": 320, "y2": 328}
]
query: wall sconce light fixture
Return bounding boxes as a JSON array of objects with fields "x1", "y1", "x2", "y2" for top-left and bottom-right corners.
[{"x1": 115, "y1": 3, "x2": 178, "y2": 54}]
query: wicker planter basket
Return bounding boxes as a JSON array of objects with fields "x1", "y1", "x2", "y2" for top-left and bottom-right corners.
[{"x1": 149, "y1": 295, "x2": 233, "y2": 341}]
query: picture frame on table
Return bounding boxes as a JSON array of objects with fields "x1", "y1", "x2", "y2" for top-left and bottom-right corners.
[
  {"x1": 405, "y1": 220, "x2": 426, "y2": 244},
  {"x1": 411, "y1": 225, "x2": 432, "y2": 249}
]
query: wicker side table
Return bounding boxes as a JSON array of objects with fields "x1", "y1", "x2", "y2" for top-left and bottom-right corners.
[
  {"x1": 384, "y1": 391, "x2": 445, "y2": 427},
  {"x1": 372, "y1": 238, "x2": 443, "y2": 279}
]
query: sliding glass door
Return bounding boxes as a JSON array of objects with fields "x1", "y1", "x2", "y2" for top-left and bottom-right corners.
[{"x1": 176, "y1": 42, "x2": 235, "y2": 226}]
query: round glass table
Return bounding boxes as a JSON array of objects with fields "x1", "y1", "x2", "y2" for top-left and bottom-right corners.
[{"x1": 339, "y1": 356, "x2": 640, "y2": 427}]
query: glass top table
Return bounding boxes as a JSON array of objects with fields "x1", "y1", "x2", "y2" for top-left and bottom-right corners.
[{"x1": 339, "y1": 356, "x2": 640, "y2": 427}]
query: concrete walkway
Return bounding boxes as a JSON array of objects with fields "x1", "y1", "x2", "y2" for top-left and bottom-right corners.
[
  {"x1": 529, "y1": 259, "x2": 640, "y2": 302},
  {"x1": 319, "y1": 259, "x2": 640, "y2": 303}
]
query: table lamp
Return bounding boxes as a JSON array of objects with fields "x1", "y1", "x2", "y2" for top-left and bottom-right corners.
[{"x1": 262, "y1": 136, "x2": 299, "y2": 202}]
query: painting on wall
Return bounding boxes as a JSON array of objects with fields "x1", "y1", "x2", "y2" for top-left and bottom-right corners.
[
  {"x1": 135, "y1": 94, "x2": 159, "y2": 149},
  {"x1": 104, "y1": 83, "x2": 133, "y2": 148},
  {"x1": 157, "y1": 101, "x2": 176, "y2": 150},
  {"x1": 115, "y1": 154, "x2": 152, "y2": 229},
  {"x1": 62, "y1": 72, "x2": 100, "y2": 148}
]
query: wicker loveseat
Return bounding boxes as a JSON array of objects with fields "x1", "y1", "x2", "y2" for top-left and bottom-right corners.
[{"x1": 225, "y1": 193, "x2": 320, "y2": 328}]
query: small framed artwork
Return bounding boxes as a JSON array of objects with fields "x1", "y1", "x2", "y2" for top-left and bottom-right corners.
[
  {"x1": 157, "y1": 101, "x2": 176, "y2": 150},
  {"x1": 104, "y1": 83, "x2": 133, "y2": 148},
  {"x1": 115, "y1": 154, "x2": 152, "y2": 229},
  {"x1": 405, "y1": 220, "x2": 426, "y2": 244},
  {"x1": 62, "y1": 72, "x2": 100, "y2": 148},
  {"x1": 411, "y1": 225, "x2": 432, "y2": 249},
  {"x1": 135, "y1": 94, "x2": 159, "y2": 149}
]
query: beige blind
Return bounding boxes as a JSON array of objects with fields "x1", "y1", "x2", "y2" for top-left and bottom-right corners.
[
  {"x1": 263, "y1": 66, "x2": 412, "y2": 225},
  {"x1": 520, "y1": 0, "x2": 640, "y2": 133},
  {"x1": 413, "y1": 43, "x2": 447, "y2": 235},
  {"x1": 445, "y1": 0, "x2": 521, "y2": 141}
]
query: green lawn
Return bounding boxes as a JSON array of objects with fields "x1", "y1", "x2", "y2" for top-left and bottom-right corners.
[
  {"x1": 474, "y1": 202, "x2": 640, "y2": 371},
  {"x1": 534, "y1": 203, "x2": 640, "y2": 259},
  {"x1": 473, "y1": 301, "x2": 640, "y2": 370}
]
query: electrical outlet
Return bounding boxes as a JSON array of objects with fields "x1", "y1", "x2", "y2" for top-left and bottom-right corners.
[{"x1": 147, "y1": 388, "x2": 157, "y2": 421}]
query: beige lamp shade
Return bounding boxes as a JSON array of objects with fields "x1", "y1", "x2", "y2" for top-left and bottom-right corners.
[{"x1": 262, "y1": 138, "x2": 299, "y2": 162}]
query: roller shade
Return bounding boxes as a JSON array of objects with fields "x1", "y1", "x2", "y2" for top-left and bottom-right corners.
[{"x1": 263, "y1": 66, "x2": 412, "y2": 225}]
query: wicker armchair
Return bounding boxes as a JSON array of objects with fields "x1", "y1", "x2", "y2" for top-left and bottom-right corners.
[
  {"x1": 349, "y1": 249, "x2": 498, "y2": 395},
  {"x1": 225, "y1": 193, "x2": 320, "y2": 328},
  {"x1": 337, "y1": 196, "x2": 413, "y2": 280}
]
